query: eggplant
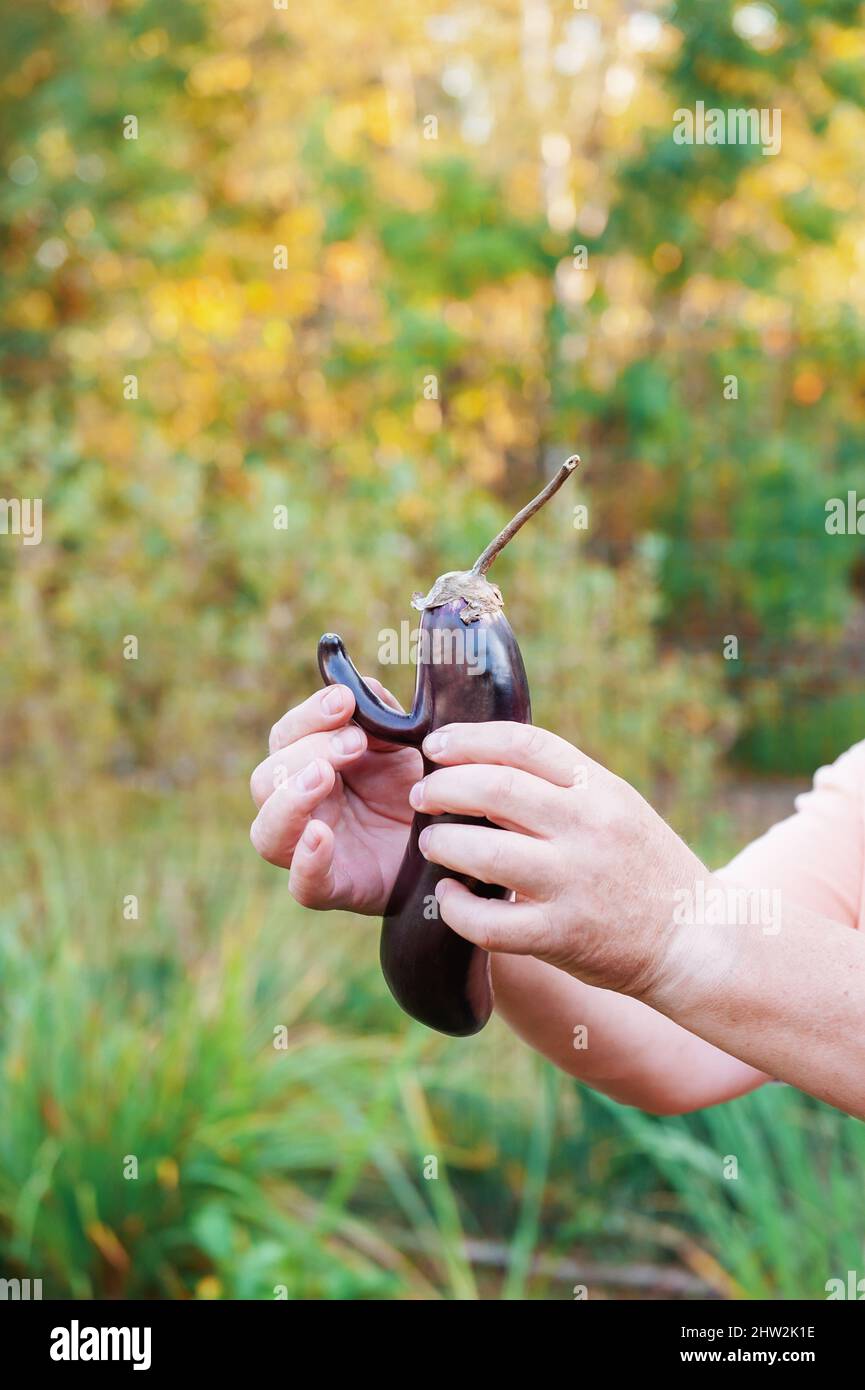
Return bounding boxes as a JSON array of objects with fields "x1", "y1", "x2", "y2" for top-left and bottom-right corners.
[{"x1": 318, "y1": 456, "x2": 579, "y2": 1036}]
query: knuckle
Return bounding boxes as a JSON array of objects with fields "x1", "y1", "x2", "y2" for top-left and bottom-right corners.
[
  {"x1": 497, "y1": 766, "x2": 518, "y2": 809},
  {"x1": 563, "y1": 785, "x2": 583, "y2": 830},
  {"x1": 568, "y1": 759, "x2": 591, "y2": 792},
  {"x1": 473, "y1": 912, "x2": 501, "y2": 954},
  {"x1": 474, "y1": 924, "x2": 494, "y2": 953},
  {"x1": 251, "y1": 816, "x2": 288, "y2": 868},
  {"x1": 518, "y1": 724, "x2": 546, "y2": 760},
  {"x1": 249, "y1": 819, "x2": 270, "y2": 861},
  {"x1": 593, "y1": 789, "x2": 625, "y2": 836},
  {"x1": 485, "y1": 835, "x2": 507, "y2": 882},
  {"x1": 268, "y1": 722, "x2": 283, "y2": 754},
  {"x1": 271, "y1": 762, "x2": 291, "y2": 792},
  {"x1": 527, "y1": 907, "x2": 553, "y2": 955},
  {"x1": 250, "y1": 760, "x2": 268, "y2": 803},
  {"x1": 289, "y1": 875, "x2": 315, "y2": 908}
]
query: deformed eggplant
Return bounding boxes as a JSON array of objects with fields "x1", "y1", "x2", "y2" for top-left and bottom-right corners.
[{"x1": 318, "y1": 456, "x2": 579, "y2": 1036}]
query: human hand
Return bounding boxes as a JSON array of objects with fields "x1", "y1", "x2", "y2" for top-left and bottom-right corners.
[
  {"x1": 409, "y1": 721, "x2": 707, "y2": 1000},
  {"x1": 249, "y1": 682, "x2": 421, "y2": 914}
]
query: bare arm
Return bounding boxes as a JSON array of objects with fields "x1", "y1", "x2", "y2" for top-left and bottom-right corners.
[
  {"x1": 491, "y1": 954, "x2": 768, "y2": 1114},
  {"x1": 647, "y1": 888, "x2": 865, "y2": 1116},
  {"x1": 415, "y1": 725, "x2": 865, "y2": 1115},
  {"x1": 250, "y1": 687, "x2": 865, "y2": 1115}
]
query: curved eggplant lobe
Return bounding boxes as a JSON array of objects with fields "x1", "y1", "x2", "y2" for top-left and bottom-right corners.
[
  {"x1": 317, "y1": 632, "x2": 432, "y2": 746},
  {"x1": 320, "y1": 599, "x2": 530, "y2": 1036},
  {"x1": 318, "y1": 456, "x2": 579, "y2": 1037}
]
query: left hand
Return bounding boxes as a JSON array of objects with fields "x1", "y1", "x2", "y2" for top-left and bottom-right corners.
[{"x1": 410, "y1": 721, "x2": 707, "y2": 1001}]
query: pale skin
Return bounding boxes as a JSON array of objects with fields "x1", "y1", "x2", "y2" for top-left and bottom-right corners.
[{"x1": 250, "y1": 683, "x2": 865, "y2": 1119}]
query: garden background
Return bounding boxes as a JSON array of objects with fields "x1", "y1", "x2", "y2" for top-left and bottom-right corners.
[{"x1": 2, "y1": 0, "x2": 864, "y2": 1298}]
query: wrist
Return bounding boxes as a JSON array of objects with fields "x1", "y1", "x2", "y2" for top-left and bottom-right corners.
[{"x1": 635, "y1": 870, "x2": 742, "y2": 1018}]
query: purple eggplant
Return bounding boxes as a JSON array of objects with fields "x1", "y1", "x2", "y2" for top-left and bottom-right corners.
[{"x1": 318, "y1": 456, "x2": 579, "y2": 1036}]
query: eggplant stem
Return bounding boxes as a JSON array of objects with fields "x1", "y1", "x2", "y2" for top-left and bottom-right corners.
[{"x1": 470, "y1": 455, "x2": 580, "y2": 577}]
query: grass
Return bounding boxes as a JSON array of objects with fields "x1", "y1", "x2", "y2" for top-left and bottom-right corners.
[
  {"x1": 597, "y1": 1088, "x2": 865, "y2": 1300},
  {"x1": 0, "y1": 774, "x2": 861, "y2": 1299}
]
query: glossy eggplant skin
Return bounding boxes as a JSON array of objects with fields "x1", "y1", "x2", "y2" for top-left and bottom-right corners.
[{"x1": 318, "y1": 598, "x2": 531, "y2": 1036}]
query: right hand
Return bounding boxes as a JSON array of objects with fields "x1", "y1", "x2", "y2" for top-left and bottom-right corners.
[{"x1": 249, "y1": 681, "x2": 422, "y2": 914}]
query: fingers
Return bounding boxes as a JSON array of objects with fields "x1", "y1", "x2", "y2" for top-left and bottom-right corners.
[
  {"x1": 419, "y1": 822, "x2": 555, "y2": 899},
  {"x1": 250, "y1": 759, "x2": 337, "y2": 864},
  {"x1": 288, "y1": 820, "x2": 348, "y2": 909},
  {"x1": 422, "y1": 721, "x2": 595, "y2": 789},
  {"x1": 409, "y1": 764, "x2": 571, "y2": 836},
  {"x1": 434, "y1": 879, "x2": 547, "y2": 956},
  {"x1": 250, "y1": 724, "x2": 367, "y2": 807},
  {"x1": 268, "y1": 678, "x2": 404, "y2": 756},
  {"x1": 269, "y1": 685, "x2": 355, "y2": 755},
  {"x1": 257, "y1": 679, "x2": 406, "y2": 806}
]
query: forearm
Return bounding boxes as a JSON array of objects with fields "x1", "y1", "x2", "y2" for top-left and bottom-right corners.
[
  {"x1": 491, "y1": 953, "x2": 768, "y2": 1113},
  {"x1": 645, "y1": 878, "x2": 865, "y2": 1118},
  {"x1": 418, "y1": 721, "x2": 865, "y2": 1115}
]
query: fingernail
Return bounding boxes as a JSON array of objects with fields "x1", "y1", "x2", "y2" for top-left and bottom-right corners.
[
  {"x1": 423, "y1": 731, "x2": 447, "y2": 758},
  {"x1": 418, "y1": 826, "x2": 431, "y2": 855},
  {"x1": 408, "y1": 780, "x2": 424, "y2": 810},
  {"x1": 321, "y1": 687, "x2": 345, "y2": 715},
  {"x1": 331, "y1": 726, "x2": 364, "y2": 756},
  {"x1": 298, "y1": 760, "x2": 322, "y2": 791},
  {"x1": 302, "y1": 822, "x2": 322, "y2": 852}
]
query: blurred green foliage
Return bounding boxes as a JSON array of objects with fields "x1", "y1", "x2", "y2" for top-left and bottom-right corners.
[
  {"x1": 2, "y1": 0, "x2": 863, "y2": 781},
  {"x1": 2, "y1": 782, "x2": 862, "y2": 1300}
]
